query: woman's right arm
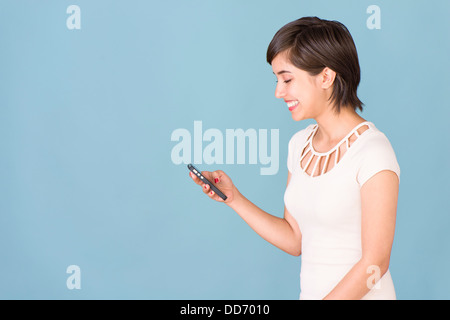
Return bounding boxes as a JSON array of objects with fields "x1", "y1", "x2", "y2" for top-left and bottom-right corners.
[{"x1": 189, "y1": 170, "x2": 302, "y2": 256}]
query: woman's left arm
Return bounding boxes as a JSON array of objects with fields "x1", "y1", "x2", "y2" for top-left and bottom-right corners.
[{"x1": 323, "y1": 170, "x2": 399, "y2": 300}]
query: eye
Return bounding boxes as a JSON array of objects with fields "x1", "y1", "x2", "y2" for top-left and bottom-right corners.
[{"x1": 275, "y1": 79, "x2": 292, "y2": 84}]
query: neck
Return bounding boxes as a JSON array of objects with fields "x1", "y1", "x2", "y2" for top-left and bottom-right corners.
[{"x1": 314, "y1": 106, "x2": 366, "y2": 143}]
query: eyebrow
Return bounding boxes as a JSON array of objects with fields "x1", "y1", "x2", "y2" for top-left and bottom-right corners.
[{"x1": 273, "y1": 70, "x2": 292, "y2": 75}]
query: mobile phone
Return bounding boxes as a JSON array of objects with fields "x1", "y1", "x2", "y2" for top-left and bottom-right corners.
[{"x1": 187, "y1": 164, "x2": 227, "y2": 201}]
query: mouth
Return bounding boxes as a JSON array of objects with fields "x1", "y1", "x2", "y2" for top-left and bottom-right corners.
[{"x1": 286, "y1": 100, "x2": 299, "y2": 111}]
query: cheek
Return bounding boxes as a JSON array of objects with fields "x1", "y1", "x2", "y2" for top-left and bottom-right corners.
[
  {"x1": 293, "y1": 85, "x2": 312, "y2": 106},
  {"x1": 291, "y1": 79, "x2": 309, "y2": 97},
  {"x1": 289, "y1": 82, "x2": 303, "y2": 99},
  {"x1": 298, "y1": 83, "x2": 320, "y2": 107}
]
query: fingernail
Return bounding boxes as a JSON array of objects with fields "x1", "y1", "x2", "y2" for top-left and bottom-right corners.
[
  {"x1": 214, "y1": 178, "x2": 218, "y2": 183},
  {"x1": 210, "y1": 191, "x2": 214, "y2": 195}
]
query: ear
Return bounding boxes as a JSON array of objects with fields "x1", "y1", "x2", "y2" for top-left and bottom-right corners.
[{"x1": 321, "y1": 67, "x2": 336, "y2": 89}]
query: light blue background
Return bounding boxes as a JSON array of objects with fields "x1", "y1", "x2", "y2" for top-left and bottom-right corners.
[{"x1": 0, "y1": 0, "x2": 449, "y2": 299}]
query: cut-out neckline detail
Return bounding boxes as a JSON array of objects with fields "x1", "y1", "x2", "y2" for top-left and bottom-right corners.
[{"x1": 299, "y1": 121, "x2": 371, "y2": 177}]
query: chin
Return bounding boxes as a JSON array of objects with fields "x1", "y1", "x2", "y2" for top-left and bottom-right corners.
[{"x1": 291, "y1": 112, "x2": 305, "y2": 122}]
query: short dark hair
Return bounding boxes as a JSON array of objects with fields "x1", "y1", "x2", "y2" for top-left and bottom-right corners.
[{"x1": 267, "y1": 16, "x2": 364, "y2": 113}]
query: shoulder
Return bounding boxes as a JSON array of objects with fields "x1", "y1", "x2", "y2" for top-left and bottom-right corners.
[
  {"x1": 357, "y1": 123, "x2": 397, "y2": 156},
  {"x1": 355, "y1": 122, "x2": 401, "y2": 186}
]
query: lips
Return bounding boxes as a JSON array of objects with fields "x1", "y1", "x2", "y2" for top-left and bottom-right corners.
[{"x1": 286, "y1": 100, "x2": 299, "y2": 111}]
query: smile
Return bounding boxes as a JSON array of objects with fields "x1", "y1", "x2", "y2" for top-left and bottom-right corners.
[{"x1": 286, "y1": 100, "x2": 299, "y2": 111}]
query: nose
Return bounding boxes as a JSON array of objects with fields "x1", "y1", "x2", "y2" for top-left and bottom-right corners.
[{"x1": 274, "y1": 82, "x2": 285, "y2": 99}]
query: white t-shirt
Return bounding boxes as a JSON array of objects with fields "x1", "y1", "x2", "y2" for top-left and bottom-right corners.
[{"x1": 284, "y1": 121, "x2": 400, "y2": 300}]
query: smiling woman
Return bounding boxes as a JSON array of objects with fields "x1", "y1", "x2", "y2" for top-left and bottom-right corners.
[
  {"x1": 267, "y1": 17, "x2": 400, "y2": 300},
  {"x1": 267, "y1": 16, "x2": 363, "y2": 115},
  {"x1": 188, "y1": 16, "x2": 400, "y2": 300}
]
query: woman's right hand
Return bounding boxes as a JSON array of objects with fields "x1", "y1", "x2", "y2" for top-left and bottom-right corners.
[{"x1": 189, "y1": 169, "x2": 237, "y2": 204}]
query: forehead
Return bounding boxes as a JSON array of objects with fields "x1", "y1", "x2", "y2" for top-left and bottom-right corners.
[{"x1": 271, "y1": 52, "x2": 295, "y2": 74}]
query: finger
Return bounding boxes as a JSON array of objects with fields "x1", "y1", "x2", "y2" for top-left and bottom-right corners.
[
  {"x1": 200, "y1": 171, "x2": 214, "y2": 182},
  {"x1": 189, "y1": 171, "x2": 198, "y2": 183},
  {"x1": 201, "y1": 171, "x2": 218, "y2": 187},
  {"x1": 211, "y1": 170, "x2": 225, "y2": 184},
  {"x1": 210, "y1": 171, "x2": 220, "y2": 184},
  {"x1": 208, "y1": 190, "x2": 225, "y2": 202},
  {"x1": 189, "y1": 171, "x2": 203, "y2": 186},
  {"x1": 202, "y1": 183, "x2": 210, "y2": 194},
  {"x1": 214, "y1": 170, "x2": 225, "y2": 178}
]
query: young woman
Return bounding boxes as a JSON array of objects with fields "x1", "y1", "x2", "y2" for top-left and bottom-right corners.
[{"x1": 189, "y1": 17, "x2": 400, "y2": 300}]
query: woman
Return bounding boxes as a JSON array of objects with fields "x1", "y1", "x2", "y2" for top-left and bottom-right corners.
[{"x1": 189, "y1": 17, "x2": 400, "y2": 300}]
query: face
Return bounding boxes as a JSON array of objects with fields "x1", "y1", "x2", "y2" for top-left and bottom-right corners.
[{"x1": 271, "y1": 52, "x2": 334, "y2": 121}]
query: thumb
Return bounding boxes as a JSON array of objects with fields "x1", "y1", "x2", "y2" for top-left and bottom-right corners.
[
  {"x1": 211, "y1": 170, "x2": 223, "y2": 184},
  {"x1": 212, "y1": 170, "x2": 230, "y2": 185}
]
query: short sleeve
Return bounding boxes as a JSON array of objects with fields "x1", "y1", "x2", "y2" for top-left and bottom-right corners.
[
  {"x1": 356, "y1": 133, "x2": 400, "y2": 187},
  {"x1": 287, "y1": 134, "x2": 296, "y2": 173},
  {"x1": 287, "y1": 125, "x2": 314, "y2": 173}
]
